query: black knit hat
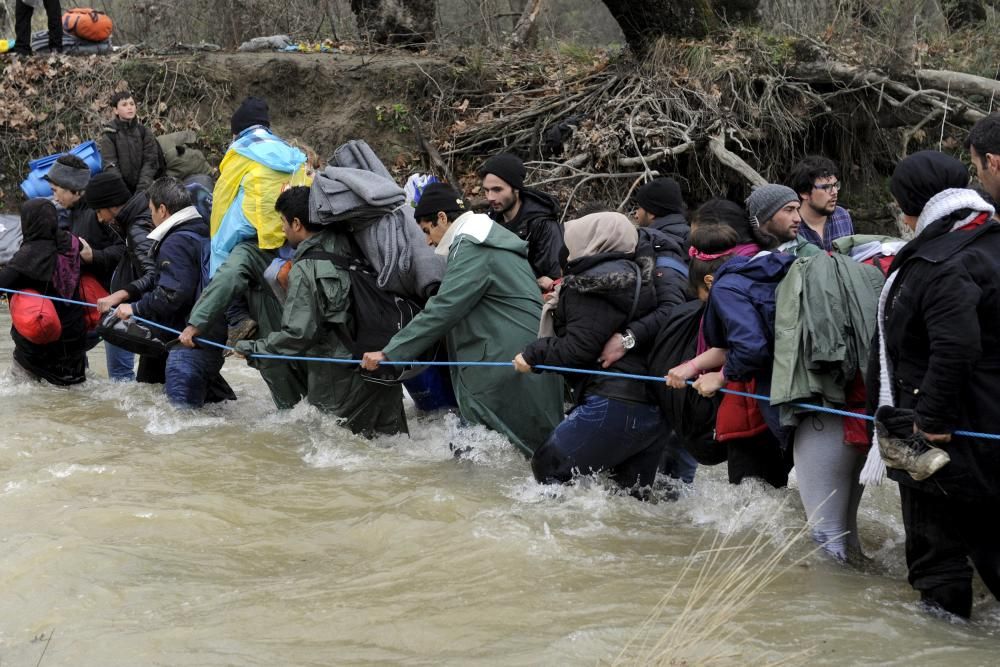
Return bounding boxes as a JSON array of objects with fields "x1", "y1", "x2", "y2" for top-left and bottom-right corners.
[
  {"x1": 477, "y1": 153, "x2": 525, "y2": 190},
  {"x1": 634, "y1": 177, "x2": 685, "y2": 217},
  {"x1": 230, "y1": 96, "x2": 271, "y2": 136},
  {"x1": 85, "y1": 172, "x2": 132, "y2": 209},
  {"x1": 413, "y1": 182, "x2": 466, "y2": 220},
  {"x1": 890, "y1": 150, "x2": 970, "y2": 217}
]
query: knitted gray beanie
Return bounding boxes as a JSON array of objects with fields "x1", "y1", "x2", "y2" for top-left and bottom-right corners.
[{"x1": 745, "y1": 184, "x2": 799, "y2": 228}]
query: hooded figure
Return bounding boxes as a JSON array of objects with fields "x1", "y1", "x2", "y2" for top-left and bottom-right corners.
[
  {"x1": 210, "y1": 97, "x2": 309, "y2": 274},
  {"x1": 864, "y1": 150, "x2": 1000, "y2": 619},
  {"x1": 376, "y1": 210, "x2": 564, "y2": 456},
  {"x1": 0, "y1": 199, "x2": 87, "y2": 385},
  {"x1": 520, "y1": 213, "x2": 665, "y2": 492}
]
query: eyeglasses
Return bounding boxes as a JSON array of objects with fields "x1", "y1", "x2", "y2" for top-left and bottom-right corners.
[{"x1": 813, "y1": 181, "x2": 841, "y2": 192}]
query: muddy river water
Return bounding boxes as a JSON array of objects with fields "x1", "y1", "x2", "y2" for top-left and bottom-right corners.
[{"x1": 0, "y1": 311, "x2": 997, "y2": 666}]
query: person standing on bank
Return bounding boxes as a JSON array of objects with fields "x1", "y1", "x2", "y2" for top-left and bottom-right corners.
[
  {"x1": 362, "y1": 182, "x2": 563, "y2": 456},
  {"x1": 869, "y1": 150, "x2": 1000, "y2": 619},
  {"x1": 98, "y1": 91, "x2": 162, "y2": 195},
  {"x1": 11, "y1": 0, "x2": 61, "y2": 57},
  {"x1": 478, "y1": 153, "x2": 565, "y2": 292}
]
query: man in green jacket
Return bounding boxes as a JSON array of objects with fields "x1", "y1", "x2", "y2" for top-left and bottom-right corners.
[
  {"x1": 230, "y1": 187, "x2": 407, "y2": 437},
  {"x1": 178, "y1": 233, "x2": 308, "y2": 410},
  {"x1": 362, "y1": 183, "x2": 563, "y2": 456}
]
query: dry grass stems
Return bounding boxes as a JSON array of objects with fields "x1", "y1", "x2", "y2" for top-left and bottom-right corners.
[{"x1": 611, "y1": 509, "x2": 820, "y2": 666}]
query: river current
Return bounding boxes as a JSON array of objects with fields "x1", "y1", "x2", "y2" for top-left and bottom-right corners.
[{"x1": 0, "y1": 311, "x2": 997, "y2": 666}]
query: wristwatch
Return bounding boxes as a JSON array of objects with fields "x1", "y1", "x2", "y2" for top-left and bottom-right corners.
[{"x1": 621, "y1": 329, "x2": 636, "y2": 350}]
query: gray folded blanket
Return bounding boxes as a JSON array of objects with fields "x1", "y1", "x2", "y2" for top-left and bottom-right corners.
[{"x1": 310, "y1": 140, "x2": 444, "y2": 301}]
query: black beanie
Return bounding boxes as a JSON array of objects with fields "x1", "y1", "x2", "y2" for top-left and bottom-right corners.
[
  {"x1": 231, "y1": 96, "x2": 271, "y2": 136},
  {"x1": 477, "y1": 153, "x2": 526, "y2": 190},
  {"x1": 890, "y1": 150, "x2": 969, "y2": 217},
  {"x1": 634, "y1": 177, "x2": 685, "y2": 217},
  {"x1": 85, "y1": 172, "x2": 132, "y2": 209},
  {"x1": 413, "y1": 182, "x2": 466, "y2": 220}
]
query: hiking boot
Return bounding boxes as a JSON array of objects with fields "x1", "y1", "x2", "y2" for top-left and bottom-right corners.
[
  {"x1": 224, "y1": 318, "x2": 258, "y2": 355},
  {"x1": 875, "y1": 406, "x2": 950, "y2": 481}
]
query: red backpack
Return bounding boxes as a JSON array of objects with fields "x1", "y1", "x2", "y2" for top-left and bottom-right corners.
[
  {"x1": 62, "y1": 8, "x2": 113, "y2": 43},
  {"x1": 78, "y1": 274, "x2": 108, "y2": 332},
  {"x1": 10, "y1": 290, "x2": 61, "y2": 344}
]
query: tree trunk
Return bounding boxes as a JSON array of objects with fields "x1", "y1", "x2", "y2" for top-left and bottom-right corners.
[
  {"x1": 511, "y1": 0, "x2": 545, "y2": 48},
  {"x1": 600, "y1": 0, "x2": 759, "y2": 52},
  {"x1": 350, "y1": 0, "x2": 436, "y2": 46}
]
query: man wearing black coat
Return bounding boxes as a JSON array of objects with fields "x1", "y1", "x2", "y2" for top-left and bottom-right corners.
[
  {"x1": 85, "y1": 171, "x2": 157, "y2": 382},
  {"x1": 478, "y1": 153, "x2": 565, "y2": 291}
]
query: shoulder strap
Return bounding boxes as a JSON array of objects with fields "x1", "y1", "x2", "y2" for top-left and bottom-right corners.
[
  {"x1": 655, "y1": 255, "x2": 689, "y2": 278},
  {"x1": 297, "y1": 247, "x2": 356, "y2": 269},
  {"x1": 626, "y1": 262, "x2": 642, "y2": 324}
]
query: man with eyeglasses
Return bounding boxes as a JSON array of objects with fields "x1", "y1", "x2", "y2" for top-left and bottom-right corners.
[{"x1": 786, "y1": 156, "x2": 855, "y2": 251}]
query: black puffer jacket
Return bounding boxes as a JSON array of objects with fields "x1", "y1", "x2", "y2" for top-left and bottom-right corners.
[
  {"x1": 627, "y1": 225, "x2": 690, "y2": 348},
  {"x1": 109, "y1": 191, "x2": 157, "y2": 300},
  {"x1": 58, "y1": 201, "x2": 124, "y2": 290},
  {"x1": 98, "y1": 117, "x2": 160, "y2": 193},
  {"x1": 490, "y1": 187, "x2": 564, "y2": 280},
  {"x1": 523, "y1": 252, "x2": 656, "y2": 404},
  {"x1": 867, "y1": 215, "x2": 1000, "y2": 498}
]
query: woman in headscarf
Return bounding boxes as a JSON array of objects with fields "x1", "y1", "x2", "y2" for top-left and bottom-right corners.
[
  {"x1": 867, "y1": 150, "x2": 1000, "y2": 619},
  {"x1": 514, "y1": 212, "x2": 664, "y2": 494},
  {"x1": 0, "y1": 199, "x2": 87, "y2": 385}
]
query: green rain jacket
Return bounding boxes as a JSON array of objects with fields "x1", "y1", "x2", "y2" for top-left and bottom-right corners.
[
  {"x1": 187, "y1": 241, "x2": 308, "y2": 409},
  {"x1": 233, "y1": 231, "x2": 407, "y2": 437},
  {"x1": 771, "y1": 248, "x2": 884, "y2": 425},
  {"x1": 383, "y1": 212, "x2": 564, "y2": 455}
]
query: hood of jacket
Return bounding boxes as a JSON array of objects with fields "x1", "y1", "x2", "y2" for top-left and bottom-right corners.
[
  {"x1": 649, "y1": 212, "x2": 690, "y2": 247},
  {"x1": 713, "y1": 252, "x2": 795, "y2": 286},
  {"x1": 103, "y1": 116, "x2": 141, "y2": 135},
  {"x1": 489, "y1": 187, "x2": 560, "y2": 231},
  {"x1": 444, "y1": 211, "x2": 530, "y2": 259},
  {"x1": 564, "y1": 253, "x2": 642, "y2": 296},
  {"x1": 639, "y1": 225, "x2": 686, "y2": 261},
  {"x1": 229, "y1": 126, "x2": 306, "y2": 174}
]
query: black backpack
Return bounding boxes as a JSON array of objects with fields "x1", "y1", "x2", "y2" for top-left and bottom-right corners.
[
  {"x1": 298, "y1": 247, "x2": 429, "y2": 384},
  {"x1": 647, "y1": 299, "x2": 726, "y2": 465}
]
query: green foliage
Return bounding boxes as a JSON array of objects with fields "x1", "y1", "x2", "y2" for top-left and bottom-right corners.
[{"x1": 374, "y1": 103, "x2": 410, "y2": 133}]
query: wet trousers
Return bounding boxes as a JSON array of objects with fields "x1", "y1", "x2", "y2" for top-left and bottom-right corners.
[
  {"x1": 531, "y1": 394, "x2": 666, "y2": 490},
  {"x1": 792, "y1": 412, "x2": 865, "y2": 560},
  {"x1": 899, "y1": 485, "x2": 1000, "y2": 618}
]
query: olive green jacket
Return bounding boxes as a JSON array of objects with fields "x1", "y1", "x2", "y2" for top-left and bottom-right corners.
[
  {"x1": 187, "y1": 241, "x2": 307, "y2": 409},
  {"x1": 233, "y1": 231, "x2": 407, "y2": 437},
  {"x1": 383, "y1": 213, "x2": 563, "y2": 455},
  {"x1": 771, "y1": 249, "x2": 884, "y2": 425}
]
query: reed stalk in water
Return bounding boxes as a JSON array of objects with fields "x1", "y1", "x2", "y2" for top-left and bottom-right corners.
[{"x1": 613, "y1": 509, "x2": 818, "y2": 666}]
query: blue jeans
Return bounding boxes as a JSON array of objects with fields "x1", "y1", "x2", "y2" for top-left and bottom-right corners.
[
  {"x1": 531, "y1": 394, "x2": 666, "y2": 490},
  {"x1": 165, "y1": 346, "x2": 225, "y2": 408},
  {"x1": 105, "y1": 342, "x2": 136, "y2": 382},
  {"x1": 660, "y1": 432, "x2": 698, "y2": 483}
]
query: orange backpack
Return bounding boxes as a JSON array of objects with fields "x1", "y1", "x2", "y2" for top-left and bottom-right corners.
[{"x1": 62, "y1": 8, "x2": 113, "y2": 43}]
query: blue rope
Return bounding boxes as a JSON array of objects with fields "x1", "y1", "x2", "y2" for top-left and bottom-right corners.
[{"x1": 2, "y1": 285, "x2": 998, "y2": 441}]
